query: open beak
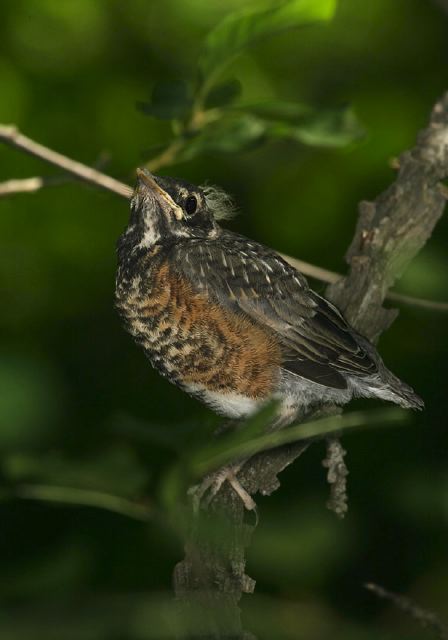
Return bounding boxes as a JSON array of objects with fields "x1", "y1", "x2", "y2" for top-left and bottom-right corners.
[{"x1": 136, "y1": 168, "x2": 184, "y2": 220}]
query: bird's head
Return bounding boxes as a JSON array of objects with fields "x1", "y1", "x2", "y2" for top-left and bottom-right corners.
[{"x1": 120, "y1": 168, "x2": 236, "y2": 252}]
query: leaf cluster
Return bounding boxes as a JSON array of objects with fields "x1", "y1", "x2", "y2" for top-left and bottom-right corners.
[{"x1": 136, "y1": 0, "x2": 363, "y2": 170}]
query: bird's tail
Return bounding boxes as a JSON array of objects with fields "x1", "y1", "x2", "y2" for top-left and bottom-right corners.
[
  {"x1": 384, "y1": 378, "x2": 424, "y2": 410},
  {"x1": 352, "y1": 333, "x2": 424, "y2": 410},
  {"x1": 371, "y1": 364, "x2": 424, "y2": 410}
]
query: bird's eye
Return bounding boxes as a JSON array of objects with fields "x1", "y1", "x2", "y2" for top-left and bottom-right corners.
[{"x1": 184, "y1": 195, "x2": 197, "y2": 216}]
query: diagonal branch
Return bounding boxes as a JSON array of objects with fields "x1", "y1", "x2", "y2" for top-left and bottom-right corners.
[
  {"x1": 0, "y1": 125, "x2": 133, "y2": 198},
  {"x1": 365, "y1": 582, "x2": 448, "y2": 639},
  {"x1": 173, "y1": 91, "x2": 448, "y2": 637},
  {"x1": 326, "y1": 94, "x2": 448, "y2": 338}
]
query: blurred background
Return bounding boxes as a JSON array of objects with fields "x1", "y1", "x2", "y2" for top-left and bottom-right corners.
[{"x1": 0, "y1": 0, "x2": 447, "y2": 638}]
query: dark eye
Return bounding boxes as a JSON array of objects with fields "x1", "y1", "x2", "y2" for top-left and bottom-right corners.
[{"x1": 184, "y1": 195, "x2": 197, "y2": 216}]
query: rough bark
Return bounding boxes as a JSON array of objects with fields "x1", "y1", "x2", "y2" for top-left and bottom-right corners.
[{"x1": 172, "y1": 92, "x2": 448, "y2": 639}]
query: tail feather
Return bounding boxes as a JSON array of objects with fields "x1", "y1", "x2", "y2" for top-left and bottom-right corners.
[
  {"x1": 382, "y1": 375, "x2": 424, "y2": 410},
  {"x1": 352, "y1": 334, "x2": 424, "y2": 410},
  {"x1": 353, "y1": 367, "x2": 424, "y2": 410}
]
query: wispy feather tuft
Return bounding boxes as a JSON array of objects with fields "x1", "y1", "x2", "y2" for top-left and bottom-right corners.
[{"x1": 201, "y1": 184, "x2": 238, "y2": 220}]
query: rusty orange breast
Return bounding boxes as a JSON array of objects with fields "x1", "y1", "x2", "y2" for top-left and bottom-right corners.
[{"x1": 134, "y1": 261, "x2": 281, "y2": 399}]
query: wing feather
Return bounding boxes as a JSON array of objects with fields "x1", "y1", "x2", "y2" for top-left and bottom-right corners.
[{"x1": 170, "y1": 232, "x2": 377, "y2": 389}]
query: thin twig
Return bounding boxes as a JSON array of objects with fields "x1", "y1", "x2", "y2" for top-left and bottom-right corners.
[
  {"x1": 0, "y1": 124, "x2": 132, "y2": 198},
  {"x1": 281, "y1": 254, "x2": 448, "y2": 312},
  {"x1": 0, "y1": 175, "x2": 71, "y2": 197},
  {"x1": 365, "y1": 582, "x2": 448, "y2": 639},
  {"x1": 1, "y1": 124, "x2": 447, "y2": 313}
]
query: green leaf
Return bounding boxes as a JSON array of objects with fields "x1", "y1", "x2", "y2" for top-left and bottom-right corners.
[
  {"x1": 267, "y1": 105, "x2": 365, "y2": 147},
  {"x1": 238, "y1": 101, "x2": 364, "y2": 147},
  {"x1": 137, "y1": 79, "x2": 192, "y2": 120},
  {"x1": 190, "y1": 408, "x2": 407, "y2": 478},
  {"x1": 199, "y1": 0, "x2": 337, "y2": 87},
  {"x1": 158, "y1": 402, "x2": 279, "y2": 505},
  {"x1": 204, "y1": 78, "x2": 242, "y2": 109},
  {"x1": 176, "y1": 113, "x2": 266, "y2": 161}
]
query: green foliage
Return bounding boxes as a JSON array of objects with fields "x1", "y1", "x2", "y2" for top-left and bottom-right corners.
[
  {"x1": 189, "y1": 407, "x2": 406, "y2": 478},
  {"x1": 198, "y1": 0, "x2": 337, "y2": 87},
  {"x1": 138, "y1": 0, "x2": 361, "y2": 169}
]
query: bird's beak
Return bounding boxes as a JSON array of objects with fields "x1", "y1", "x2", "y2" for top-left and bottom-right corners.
[{"x1": 136, "y1": 168, "x2": 184, "y2": 220}]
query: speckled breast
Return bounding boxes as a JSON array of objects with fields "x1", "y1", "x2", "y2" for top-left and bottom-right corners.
[{"x1": 116, "y1": 256, "x2": 281, "y2": 400}]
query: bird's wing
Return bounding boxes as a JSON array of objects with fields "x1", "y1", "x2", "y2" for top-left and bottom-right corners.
[{"x1": 170, "y1": 233, "x2": 377, "y2": 389}]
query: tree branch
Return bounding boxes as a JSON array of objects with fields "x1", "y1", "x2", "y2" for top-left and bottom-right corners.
[
  {"x1": 173, "y1": 92, "x2": 448, "y2": 637},
  {"x1": 280, "y1": 253, "x2": 448, "y2": 312},
  {"x1": 0, "y1": 175, "x2": 72, "y2": 197},
  {"x1": 0, "y1": 125, "x2": 132, "y2": 198}
]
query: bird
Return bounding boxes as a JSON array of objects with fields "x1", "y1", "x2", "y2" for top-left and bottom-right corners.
[{"x1": 115, "y1": 168, "x2": 423, "y2": 507}]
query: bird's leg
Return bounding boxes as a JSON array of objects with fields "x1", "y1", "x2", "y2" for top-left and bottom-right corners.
[{"x1": 188, "y1": 459, "x2": 257, "y2": 513}]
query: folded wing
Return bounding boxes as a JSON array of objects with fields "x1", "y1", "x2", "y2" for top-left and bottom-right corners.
[{"x1": 170, "y1": 233, "x2": 377, "y2": 390}]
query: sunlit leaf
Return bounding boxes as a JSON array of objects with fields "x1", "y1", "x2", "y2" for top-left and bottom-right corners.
[
  {"x1": 199, "y1": 0, "x2": 337, "y2": 87},
  {"x1": 137, "y1": 79, "x2": 192, "y2": 120}
]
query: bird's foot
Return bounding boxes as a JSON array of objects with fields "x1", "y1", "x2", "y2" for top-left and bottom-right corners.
[{"x1": 188, "y1": 464, "x2": 257, "y2": 513}]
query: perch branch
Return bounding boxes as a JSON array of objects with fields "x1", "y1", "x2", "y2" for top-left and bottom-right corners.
[{"x1": 173, "y1": 91, "x2": 448, "y2": 637}]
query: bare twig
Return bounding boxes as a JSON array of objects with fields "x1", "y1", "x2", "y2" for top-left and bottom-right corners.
[
  {"x1": 0, "y1": 175, "x2": 71, "y2": 197},
  {"x1": 365, "y1": 582, "x2": 448, "y2": 639},
  {"x1": 281, "y1": 254, "x2": 448, "y2": 312},
  {"x1": 0, "y1": 125, "x2": 132, "y2": 198},
  {"x1": 0, "y1": 123, "x2": 445, "y2": 313}
]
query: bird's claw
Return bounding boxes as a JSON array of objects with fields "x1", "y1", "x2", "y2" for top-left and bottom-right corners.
[{"x1": 188, "y1": 466, "x2": 257, "y2": 513}]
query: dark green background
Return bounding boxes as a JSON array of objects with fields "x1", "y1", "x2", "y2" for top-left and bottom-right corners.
[{"x1": 0, "y1": 0, "x2": 447, "y2": 638}]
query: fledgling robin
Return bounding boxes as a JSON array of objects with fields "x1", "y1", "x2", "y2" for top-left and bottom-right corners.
[{"x1": 115, "y1": 169, "x2": 423, "y2": 506}]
